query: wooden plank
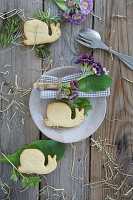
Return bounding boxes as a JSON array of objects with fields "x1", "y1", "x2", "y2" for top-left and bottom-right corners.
[
  {"x1": 40, "y1": 1, "x2": 93, "y2": 199},
  {"x1": 39, "y1": 139, "x2": 91, "y2": 200},
  {"x1": 0, "y1": 0, "x2": 42, "y2": 199},
  {"x1": 90, "y1": 0, "x2": 133, "y2": 199}
]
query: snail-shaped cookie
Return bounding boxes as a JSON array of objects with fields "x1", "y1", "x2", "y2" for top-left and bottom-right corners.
[
  {"x1": 24, "y1": 19, "x2": 61, "y2": 45},
  {"x1": 45, "y1": 102, "x2": 84, "y2": 128},
  {"x1": 18, "y1": 149, "x2": 57, "y2": 174}
]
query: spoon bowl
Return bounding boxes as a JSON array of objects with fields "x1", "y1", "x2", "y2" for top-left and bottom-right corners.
[{"x1": 79, "y1": 28, "x2": 101, "y2": 41}]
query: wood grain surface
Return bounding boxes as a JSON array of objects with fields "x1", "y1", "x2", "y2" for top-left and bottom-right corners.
[
  {"x1": 90, "y1": 1, "x2": 133, "y2": 200},
  {"x1": 0, "y1": 0, "x2": 133, "y2": 200},
  {"x1": 0, "y1": 0, "x2": 42, "y2": 199}
]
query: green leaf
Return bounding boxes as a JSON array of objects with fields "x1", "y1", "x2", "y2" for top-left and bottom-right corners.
[
  {"x1": 53, "y1": 0, "x2": 68, "y2": 12},
  {"x1": 0, "y1": 140, "x2": 66, "y2": 165},
  {"x1": 47, "y1": 8, "x2": 51, "y2": 17},
  {"x1": 2, "y1": 35, "x2": 7, "y2": 49},
  {"x1": 78, "y1": 74, "x2": 113, "y2": 92},
  {"x1": 56, "y1": 98, "x2": 92, "y2": 118},
  {"x1": 10, "y1": 167, "x2": 18, "y2": 182},
  {"x1": 22, "y1": 176, "x2": 41, "y2": 187},
  {"x1": 74, "y1": 0, "x2": 79, "y2": 4}
]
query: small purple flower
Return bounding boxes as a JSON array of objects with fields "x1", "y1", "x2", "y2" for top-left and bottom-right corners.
[
  {"x1": 60, "y1": 12, "x2": 71, "y2": 22},
  {"x1": 71, "y1": 14, "x2": 86, "y2": 24},
  {"x1": 96, "y1": 62, "x2": 106, "y2": 74},
  {"x1": 102, "y1": 67, "x2": 108, "y2": 74},
  {"x1": 79, "y1": 0, "x2": 93, "y2": 15},
  {"x1": 75, "y1": 54, "x2": 94, "y2": 65},
  {"x1": 65, "y1": 87, "x2": 72, "y2": 96},
  {"x1": 70, "y1": 80, "x2": 79, "y2": 90},
  {"x1": 68, "y1": 92, "x2": 78, "y2": 102},
  {"x1": 66, "y1": 0, "x2": 73, "y2": 8},
  {"x1": 92, "y1": 62, "x2": 106, "y2": 76}
]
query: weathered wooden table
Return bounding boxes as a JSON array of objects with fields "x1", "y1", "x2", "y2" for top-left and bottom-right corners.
[{"x1": 0, "y1": 0, "x2": 133, "y2": 200}]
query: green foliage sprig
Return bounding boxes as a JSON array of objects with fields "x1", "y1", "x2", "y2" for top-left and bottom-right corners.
[
  {"x1": 34, "y1": 44, "x2": 51, "y2": 59},
  {"x1": 2, "y1": 153, "x2": 41, "y2": 187},
  {"x1": 56, "y1": 98, "x2": 92, "y2": 118},
  {"x1": 0, "y1": 16, "x2": 21, "y2": 50},
  {"x1": 34, "y1": 9, "x2": 63, "y2": 25}
]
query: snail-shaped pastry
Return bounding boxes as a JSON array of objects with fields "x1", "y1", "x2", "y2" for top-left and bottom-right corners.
[
  {"x1": 45, "y1": 102, "x2": 84, "y2": 128},
  {"x1": 18, "y1": 149, "x2": 57, "y2": 174},
  {"x1": 24, "y1": 19, "x2": 61, "y2": 45}
]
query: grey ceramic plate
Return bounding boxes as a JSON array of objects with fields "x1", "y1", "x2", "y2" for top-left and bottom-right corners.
[{"x1": 29, "y1": 66, "x2": 106, "y2": 143}]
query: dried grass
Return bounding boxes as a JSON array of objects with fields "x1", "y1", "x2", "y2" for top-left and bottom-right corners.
[
  {"x1": 105, "y1": 117, "x2": 122, "y2": 122},
  {"x1": 124, "y1": 186, "x2": 133, "y2": 196},
  {"x1": 84, "y1": 137, "x2": 133, "y2": 199},
  {"x1": 122, "y1": 76, "x2": 133, "y2": 84},
  {"x1": 38, "y1": 182, "x2": 64, "y2": 198},
  {"x1": 70, "y1": 143, "x2": 76, "y2": 175},
  {"x1": 0, "y1": 179, "x2": 10, "y2": 200},
  {"x1": 112, "y1": 14, "x2": 128, "y2": 19},
  {"x1": 0, "y1": 73, "x2": 31, "y2": 136},
  {"x1": 90, "y1": 12, "x2": 101, "y2": 21}
]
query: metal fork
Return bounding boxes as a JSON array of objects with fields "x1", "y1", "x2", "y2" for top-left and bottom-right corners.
[{"x1": 76, "y1": 32, "x2": 133, "y2": 70}]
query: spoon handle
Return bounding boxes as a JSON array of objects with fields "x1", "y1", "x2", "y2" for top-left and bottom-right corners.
[
  {"x1": 109, "y1": 49, "x2": 133, "y2": 70},
  {"x1": 98, "y1": 41, "x2": 133, "y2": 70}
]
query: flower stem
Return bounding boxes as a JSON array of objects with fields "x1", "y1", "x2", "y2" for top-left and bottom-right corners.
[
  {"x1": 62, "y1": 83, "x2": 71, "y2": 91},
  {"x1": 1, "y1": 152, "x2": 24, "y2": 178}
]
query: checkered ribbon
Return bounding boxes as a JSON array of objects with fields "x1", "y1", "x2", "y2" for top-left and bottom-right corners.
[{"x1": 39, "y1": 73, "x2": 110, "y2": 99}]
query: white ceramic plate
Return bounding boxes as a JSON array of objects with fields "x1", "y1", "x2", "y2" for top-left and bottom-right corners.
[{"x1": 29, "y1": 66, "x2": 106, "y2": 143}]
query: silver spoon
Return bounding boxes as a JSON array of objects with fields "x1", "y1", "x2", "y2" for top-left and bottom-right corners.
[{"x1": 76, "y1": 28, "x2": 133, "y2": 70}]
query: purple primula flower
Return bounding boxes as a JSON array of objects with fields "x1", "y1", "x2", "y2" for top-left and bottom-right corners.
[
  {"x1": 75, "y1": 54, "x2": 94, "y2": 65},
  {"x1": 70, "y1": 80, "x2": 79, "y2": 90},
  {"x1": 65, "y1": 87, "x2": 72, "y2": 96},
  {"x1": 66, "y1": 0, "x2": 73, "y2": 8},
  {"x1": 91, "y1": 63, "x2": 100, "y2": 76},
  {"x1": 96, "y1": 62, "x2": 106, "y2": 74},
  {"x1": 79, "y1": 0, "x2": 93, "y2": 15},
  {"x1": 60, "y1": 12, "x2": 71, "y2": 22},
  {"x1": 92, "y1": 62, "x2": 106, "y2": 76},
  {"x1": 71, "y1": 14, "x2": 86, "y2": 24},
  {"x1": 68, "y1": 92, "x2": 78, "y2": 102}
]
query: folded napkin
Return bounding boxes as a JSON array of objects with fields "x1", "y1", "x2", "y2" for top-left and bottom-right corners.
[{"x1": 39, "y1": 73, "x2": 110, "y2": 99}]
